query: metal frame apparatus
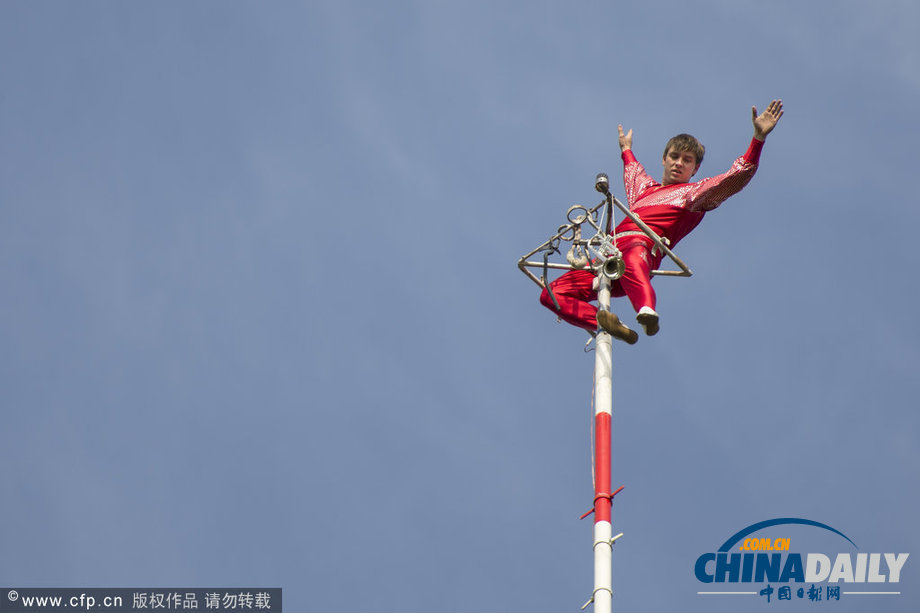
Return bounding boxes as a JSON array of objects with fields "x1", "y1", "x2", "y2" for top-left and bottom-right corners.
[
  {"x1": 517, "y1": 173, "x2": 693, "y2": 312},
  {"x1": 517, "y1": 174, "x2": 693, "y2": 613}
]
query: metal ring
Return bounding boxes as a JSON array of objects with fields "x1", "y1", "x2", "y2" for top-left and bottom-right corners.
[
  {"x1": 567, "y1": 205, "x2": 589, "y2": 225},
  {"x1": 557, "y1": 224, "x2": 577, "y2": 242}
]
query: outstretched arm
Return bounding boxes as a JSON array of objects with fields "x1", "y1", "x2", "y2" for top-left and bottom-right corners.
[
  {"x1": 752, "y1": 99, "x2": 784, "y2": 141},
  {"x1": 618, "y1": 124, "x2": 633, "y2": 152}
]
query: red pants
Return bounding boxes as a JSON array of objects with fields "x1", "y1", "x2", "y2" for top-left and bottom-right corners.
[{"x1": 539, "y1": 243, "x2": 659, "y2": 331}]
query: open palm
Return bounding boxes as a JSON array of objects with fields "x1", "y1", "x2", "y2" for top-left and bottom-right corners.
[{"x1": 753, "y1": 99, "x2": 784, "y2": 140}]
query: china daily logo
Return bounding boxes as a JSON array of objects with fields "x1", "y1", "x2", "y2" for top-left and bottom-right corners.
[{"x1": 695, "y1": 518, "x2": 909, "y2": 603}]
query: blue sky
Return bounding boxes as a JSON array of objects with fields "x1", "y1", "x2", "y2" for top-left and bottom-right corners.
[{"x1": 1, "y1": 2, "x2": 918, "y2": 612}]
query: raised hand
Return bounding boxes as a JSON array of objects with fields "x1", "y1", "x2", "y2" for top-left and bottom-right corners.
[
  {"x1": 752, "y1": 99, "x2": 784, "y2": 141},
  {"x1": 618, "y1": 124, "x2": 633, "y2": 152}
]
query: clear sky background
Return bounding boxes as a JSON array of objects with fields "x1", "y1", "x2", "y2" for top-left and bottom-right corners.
[{"x1": 1, "y1": 2, "x2": 917, "y2": 612}]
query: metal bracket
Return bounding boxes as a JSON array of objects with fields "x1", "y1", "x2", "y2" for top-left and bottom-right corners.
[
  {"x1": 581, "y1": 587, "x2": 614, "y2": 611},
  {"x1": 596, "y1": 532, "x2": 625, "y2": 549},
  {"x1": 579, "y1": 485, "x2": 625, "y2": 520}
]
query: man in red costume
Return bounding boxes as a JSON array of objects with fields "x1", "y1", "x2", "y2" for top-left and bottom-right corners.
[{"x1": 540, "y1": 100, "x2": 784, "y2": 343}]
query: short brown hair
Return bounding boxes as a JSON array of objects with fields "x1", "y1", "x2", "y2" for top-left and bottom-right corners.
[{"x1": 663, "y1": 133, "x2": 705, "y2": 167}]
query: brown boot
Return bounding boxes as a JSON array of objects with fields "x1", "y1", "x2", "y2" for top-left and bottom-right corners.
[{"x1": 596, "y1": 310, "x2": 639, "y2": 345}]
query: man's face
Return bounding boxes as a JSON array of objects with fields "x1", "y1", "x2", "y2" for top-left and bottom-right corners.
[{"x1": 661, "y1": 147, "x2": 699, "y2": 185}]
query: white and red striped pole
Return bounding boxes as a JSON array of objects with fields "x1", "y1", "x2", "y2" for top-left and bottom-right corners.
[{"x1": 585, "y1": 275, "x2": 623, "y2": 613}]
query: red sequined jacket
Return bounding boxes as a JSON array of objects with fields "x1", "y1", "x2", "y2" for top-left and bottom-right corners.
[{"x1": 614, "y1": 138, "x2": 764, "y2": 250}]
